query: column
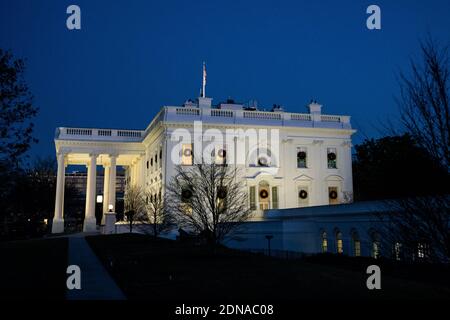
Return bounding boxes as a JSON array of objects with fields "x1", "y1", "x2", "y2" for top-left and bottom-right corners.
[
  {"x1": 52, "y1": 152, "x2": 66, "y2": 233},
  {"x1": 108, "y1": 154, "x2": 117, "y2": 212},
  {"x1": 83, "y1": 154, "x2": 98, "y2": 232},
  {"x1": 102, "y1": 165, "x2": 110, "y2": 222}
]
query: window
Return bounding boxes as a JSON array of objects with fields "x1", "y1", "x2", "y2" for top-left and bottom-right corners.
[
  {"x1": 351, "y1": 231, "x2": 361, "y2": 257},
  {"x1": 155, "y1": 154, "x2": 158, "y2": 164},
  {"x1": 272, "y1": 186, "x2": 279, "y2": 209},
  {"x1": 215, "y1": 147, "x2": 227, "y2": 165},
  {"x1": 336, "y1": 231, "x2": 343, "y2": 254},
  {"x1": 327, "y1": 148, "x2": 337, "y2": 169},
  {"x1": 371, "y1": 233, "x2": 381, "y2": 259},
  {"x1": 146, "y1": 160, "x2": 149, "y2": 169},
  {"x1": 321, "y1": 231, "x2": 328, "y2": 253},
  {"x1": 181, "y1": 143, "x2": 193, "y2": 165},
  {"x1": 417, "y1": 243, "x2": 428, "y2": 259},
  {"x1": 394, "y1": 242, "x2": 402, "y2": 261},
  {"x1": 297, "y1": 148, "x2": 307, "y2": 168},
  {"x1": 150, "y1": 158, "x2": 153, "y2": 167},
  {"x1": 373, "y1": 242, "x2": 380, "y2": 259},
  {"x1": 298, "y1": 187, "x2": 309, "y2": 207},
  {"x1": 249, "y1": 186, "x2": 256, "y2": 210},
  {"x1": 159, "y1": 149, "x2": 162, "y2": 163},
  {"x1": 217, "y1": 186, "x2": 227, "y2": 210},
  {"x1": 257, "y1": 148, "x2": 271, "y2": 167},
  {"x1": 328, "y1": 186, "x2": 339, "y2": 205}
]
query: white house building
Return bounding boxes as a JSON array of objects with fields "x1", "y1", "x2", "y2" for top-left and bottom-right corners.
[{"x1": 52, "y1": 91, "x2": 355, "y2": 235}]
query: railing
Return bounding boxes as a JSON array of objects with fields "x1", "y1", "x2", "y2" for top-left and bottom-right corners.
[
  {"x1": 117, "y1": 130, "x2": 141, "y2": 137},
  {"x1": 57, "y1": 107, "x2": 351, "y2": 143},
  {"x1": 66, "y1": 128, "x2": 92, "y2": 136},
  {"x1": 176, "y1": 108, "x2": 200, "y2": 116},
  {"x1": 243, "y1": 111, "x2": 282, "y2": 120},
  {"x1": 211, "y1": 109, "x2": 233, "y2": 117},
  {"x1": 57, "y1": 127, "x2": 144, "y2": 142},
  {"x1": 163, "y1": 106, "x2": 351, "y2": 129},
  {"x1": 291, "y1": 113, "x2": 312, "y2": 121},
  {"x1": 321, "y1": 115, "x2": 341, "y2": 122}
]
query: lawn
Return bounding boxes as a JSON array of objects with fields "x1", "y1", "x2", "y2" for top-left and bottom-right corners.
[
  {"x1": 86, "y1": 233, "x2": 450, "y2": 301},
  {"x1": 0, "y1": 237, "x2": 68, "y2": 300}
]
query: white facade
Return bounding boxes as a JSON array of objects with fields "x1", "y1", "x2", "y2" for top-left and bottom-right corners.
[{"x1": 52, "y1": 95, "x2": 355, "y2": 233}]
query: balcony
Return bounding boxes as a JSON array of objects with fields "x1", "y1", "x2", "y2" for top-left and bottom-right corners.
[{"x1": 56, "y1": 127, "x2": 144, "y2": 142}]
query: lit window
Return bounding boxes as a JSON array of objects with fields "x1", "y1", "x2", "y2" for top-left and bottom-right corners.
[
  {"x1": 373, "y1": 241, "x2": 380, "y2": 259},
  {"x1": 272, "y1": 186, "x2": 279, "y2": 209},
  {"x1": 417, "y1": 243, "x2": 428, "y2": 259},
  {"x1": 394, "y1": 242, "x2": 402, "y2": 261},
  {"x1": 215, "y1": 147, "x2": 227, "y2": 165},
  {"x1": 336, "y1": 231, "x2": 343, "y2": 254},
  {"x1": 249, "y1": 186, "x2": 256, "y2": 211},
  {"x1": 297, "y1": 148, "x2": 307, "y2": 168},
  {"x1": 354, "y1": 240, "x2": 361, "y2": 257},
  {"x1": 328, "y1": 186, "x2": 339, "y2": 205},
  {"x1": 217, "y1": 186, "x2": 227, "y2": 210},
  {"x1": 257, "y1": 148, "x2": 271, "y2": 167},
  {"x1": 352, "y1": 231, "x2": 361, "y2": 257},
  {"x1": 327, "y1": 148, "x2": 337, "y2": 169},
  {"x1": 322, "y1": 231, "x2": 328, "y2": 253},
  {"x1": 181, "y1": 144, "x2": 193, "y2": 165}
]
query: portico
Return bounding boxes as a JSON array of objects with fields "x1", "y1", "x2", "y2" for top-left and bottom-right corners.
[{"x1": 51, "y1": 127, "x2": 146, "y2": 233}]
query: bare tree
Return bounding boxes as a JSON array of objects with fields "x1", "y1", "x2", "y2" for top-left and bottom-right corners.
[
  {"x1": 397, "y1": 36, "x2": 449, "y2": 170},
  {"x1": 379, "y1": 37, "x2": 450, "y2": 263},
  {"x1": 143, "y1": 189, "x2": 172, "y2": 237},
  {"x1": 166, "y1": 163, "x2": 251, "y2": 248},
  {"x1": 378, "y1": 196, "x2": 450, "y2": 263},
  {"x1": 123, "y1": 185, "x2": 145, "y2": 233}
]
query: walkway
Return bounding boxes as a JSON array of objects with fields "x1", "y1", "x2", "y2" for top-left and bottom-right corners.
[{"x1": 66, "y1": 233, "x2": 126, "y2": 300}]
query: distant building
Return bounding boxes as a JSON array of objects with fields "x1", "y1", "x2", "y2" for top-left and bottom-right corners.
[{"x1": 65, "y1": 169, "x2": 126, "y2": 200}]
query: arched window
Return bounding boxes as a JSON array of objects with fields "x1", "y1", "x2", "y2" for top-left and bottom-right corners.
[
  {"x1": 371, "y1": 232, "x2": 381, "y2": 259},
  {"x1": 335, "y1": 230, "x2": 343, "y2": 254},
  {"x1": 321, "y1": 231, "x2": 328, "y2": 253},
  {"x1": 351, "y1": 230, "x2": 361, "y2": 257}
]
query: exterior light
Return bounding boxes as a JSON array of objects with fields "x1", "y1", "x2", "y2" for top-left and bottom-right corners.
[
  {"x1": 44, "y1": 219, "x2": 48, "y2": 225},
  {"x1": 108, "y1": 204, "x2": 114, "y2": 212},
  {"x1": 96, "y1": 195, "x2": 103, "y2": 203}
]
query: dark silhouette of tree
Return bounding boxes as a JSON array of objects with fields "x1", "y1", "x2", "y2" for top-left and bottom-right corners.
[
  {"x1": 0, "y1": 49, "x2": 38, "y2": 236},
  {"x1": 396, "y1": 37, "x2": 449, "y2": 170},
  {"x1": 166, "y1": 163, "x2": 251, "y2": 248},
  {"x1": 1, "y1": 157, "x2": 80, "y2": 239},
  {"x1": 353, "y1": 134, "x2": 449, "y2": 201},
  {"x1": 124, "y1": 185, "x2": 145, "y2": 233},
  {"x1": 144, "y1": 189, "x2": 172, "y2": 237},
  {"x1": 375, "y1": 37, "x2": 450, "y2": 263},
  {"x1": 0, "y1": 49, "x2": 38, "y2": 167},
  {"x1": 379, "y1": 196, "x2": 450, "y2": 263}
]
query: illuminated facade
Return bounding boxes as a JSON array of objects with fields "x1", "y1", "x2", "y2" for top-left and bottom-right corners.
[{"x1": 52, "y1": 92, "x2": 355, "y2": 233}]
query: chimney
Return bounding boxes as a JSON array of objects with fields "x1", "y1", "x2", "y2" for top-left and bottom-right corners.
[{"x1": 307, "y1": 100, "x2": 322, "y2": 114}]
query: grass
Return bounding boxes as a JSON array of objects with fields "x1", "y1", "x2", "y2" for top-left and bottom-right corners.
[
  {"x1": 86, "y1": 233, "x2": 450, "y2": 301},
  {"x1": 0, "y1": 237, "x2": 68, "y2": 300}
]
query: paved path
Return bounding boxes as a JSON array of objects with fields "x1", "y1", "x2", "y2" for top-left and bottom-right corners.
[{"x1": 66, "y1": 234, "x2": 126, "y2": 300}]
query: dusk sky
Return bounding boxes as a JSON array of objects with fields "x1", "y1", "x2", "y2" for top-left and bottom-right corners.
[{"x1": 1, "y1": 0, "x2": 449, "y2": 159}]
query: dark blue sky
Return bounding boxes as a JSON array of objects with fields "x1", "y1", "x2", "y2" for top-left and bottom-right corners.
[{"x1": 1, "y1": 0, "x2": 449, "y2": 159}]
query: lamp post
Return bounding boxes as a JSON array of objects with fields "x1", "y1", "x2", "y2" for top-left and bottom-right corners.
[
  {"x1": 95, "y1": 194, "x2": 103, "y2": 226},
  {"x1": 265, "y1": 235, "x2": 273, "y2": 257}
]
